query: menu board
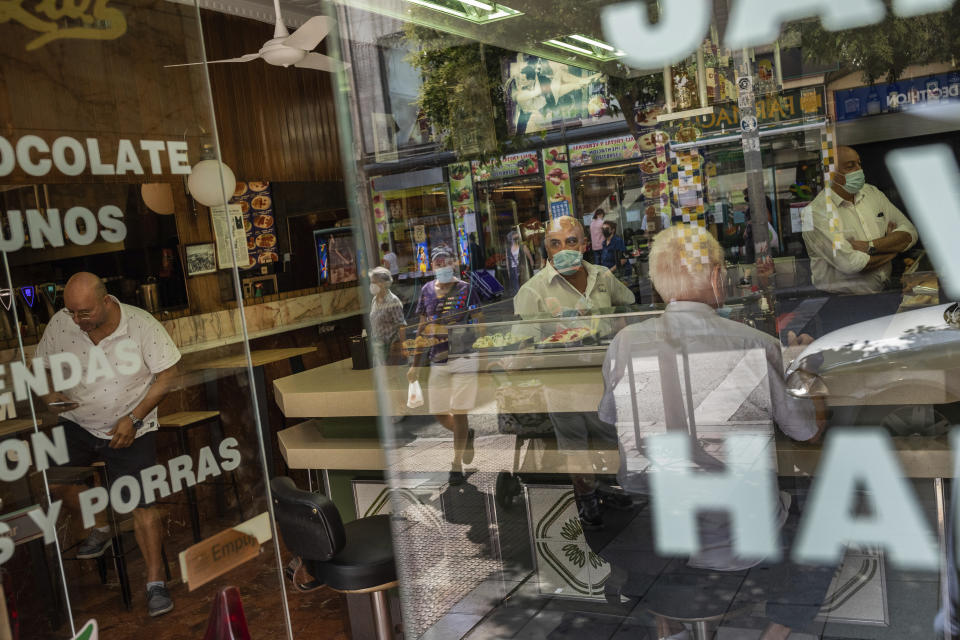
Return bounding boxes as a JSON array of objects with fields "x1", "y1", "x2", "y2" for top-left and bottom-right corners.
[
  {"x1": 472, "y1": 151, "x2": 539, "y2": 182},
  {"x1": 231, "y1": 181, "x2": 278, "y2": 269},
  {"x1": 568, "y1": 134, "x2": 647, "y2": 168},
  {"x1": 209, "y1": 203, "x2": 248, "y2": 270}
]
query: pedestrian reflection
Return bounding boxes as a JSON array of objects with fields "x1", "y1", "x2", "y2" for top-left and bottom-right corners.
[
  {"x1": 368, "y1": 266, "x2": 406, "y2": 366},
  {"x1": 595, "y1": 226, "x2": 833, "y2": 638},
  {"x1": 407, "y1": 246, "x2": 480, "y2": 485}
]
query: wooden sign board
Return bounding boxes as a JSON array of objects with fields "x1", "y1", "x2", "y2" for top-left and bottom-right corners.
[{"x1": 180, "y1": 527, "x2": 261, "y2": 591}]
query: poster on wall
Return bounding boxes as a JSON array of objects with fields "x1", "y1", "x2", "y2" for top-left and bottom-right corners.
[
  {"x1": 542, "y1": 145, "x2": 572, "y2": 219},
  {"x1": 231, "y1": 181, "x2": 278, "y2": 269},
  {"x1": 502, "y1": 53, "x2": 614, "y2": 135},
  {"x1": 448, "y1": 162, "x2": 474, "y2": 267},
  {"x1": 328, "y1": 234, "x2": 358, "y2": 284},
  {"x1": 315, "y1": 234, "x2": 329, "y2": 283},
  {"x1": 209, "y1": 203, "x2": 248, "y2": 270}
]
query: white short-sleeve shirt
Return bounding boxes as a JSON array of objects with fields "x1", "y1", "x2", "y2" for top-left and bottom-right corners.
[
  {"x1": 36, "y1": 297, "x2": 181, "y2": 438},
  {"x1": 801, "y1": 184, "x2": 917, "y2": 294}
]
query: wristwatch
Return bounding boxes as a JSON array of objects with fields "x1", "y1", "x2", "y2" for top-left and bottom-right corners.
[
  {"x1": 867, "y1": 241, "x2": 877, "y2": 255},
  {"x1": 128, "y1": 413, "x2": 145, "y2": 430}
]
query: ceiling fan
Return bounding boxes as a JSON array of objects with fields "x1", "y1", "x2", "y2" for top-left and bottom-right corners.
[{"x1": 165, "y1": 0, "x2": 346, "y2": 72}]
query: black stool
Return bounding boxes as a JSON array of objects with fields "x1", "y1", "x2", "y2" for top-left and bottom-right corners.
[{"x1": 270, "y1": 476, "x2": 398, "y2": 640}]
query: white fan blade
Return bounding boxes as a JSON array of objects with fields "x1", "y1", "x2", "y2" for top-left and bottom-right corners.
[
  {"x1": 164, "y1": 53, "x2": 261, "y2": 68},
  {"x1": 283, "y1": 16, "x2": 333, "y2": 52},
  {"x1": 294, "y1": 51, "x2": 347, "y2": 72}
]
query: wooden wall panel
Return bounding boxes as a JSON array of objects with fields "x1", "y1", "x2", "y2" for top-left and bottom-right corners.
[{"x1": 200, "y1": 11, "x2": 344, "y2": 183}]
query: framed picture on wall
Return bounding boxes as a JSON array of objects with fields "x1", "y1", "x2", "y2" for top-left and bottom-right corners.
[{"x1": 183, "y1": 243, "x2": 217, "y2": 277}]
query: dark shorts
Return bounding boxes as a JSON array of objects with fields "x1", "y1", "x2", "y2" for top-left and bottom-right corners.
[{"x1": 58, "y1": 421, "x2": 158, "y2": 507}]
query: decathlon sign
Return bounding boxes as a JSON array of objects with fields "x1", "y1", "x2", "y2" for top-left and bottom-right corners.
[{"x1": 602, "y1": 0, "x2": 954, "y2": 69}]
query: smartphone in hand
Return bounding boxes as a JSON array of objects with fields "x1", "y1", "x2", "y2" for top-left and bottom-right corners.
[{"x1": 48, "y1": 401, "x2": 79, "y2": 409}]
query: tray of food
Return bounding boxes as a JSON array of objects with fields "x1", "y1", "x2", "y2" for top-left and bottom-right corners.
[
  {"x1": 535, "y1": 327, "x2": 596, "y2": 349},
  {"x1": 472, "y1": 332, "x2": 534, "y2": 353},
  {"x1": 402, "y1": 335, "x2": 441, "y2": 357}
]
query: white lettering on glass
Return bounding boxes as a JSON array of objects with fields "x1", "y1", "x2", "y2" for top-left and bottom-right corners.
[
  {"x1": 886, "y1": 144, "x2": 960, "y2": 299},
  {"x1": 793, "y1": 429, "x2": 938, "y2": 569},
  {"x1": 602, "y1": 0, "x2": 952, "y2": 68},
  {"x1": 601, "y1": 0, "x2": 710, "y2": 68},
  {"x1": 647, "y1": 433, "x2": 780, "y2": 561},
  {"x1": 725, "y1": 0, "x2": 886, "y2": 50}
]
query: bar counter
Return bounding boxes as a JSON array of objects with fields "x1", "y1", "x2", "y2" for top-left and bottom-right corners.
[{"x1": 272, "y1": 359, "x2": 954, "y2": 478}]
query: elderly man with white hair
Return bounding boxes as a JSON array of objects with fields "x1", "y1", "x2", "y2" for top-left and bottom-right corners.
[
  {"x1": 596, "y1": 225, "x2": 831, "y2": 640},
  {"x1": 514, "y1": 215, "x2": 636, "y2": 529}
]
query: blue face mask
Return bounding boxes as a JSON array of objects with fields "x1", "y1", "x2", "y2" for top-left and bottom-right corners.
[
  {"x1": 435, "y1": 266, "x2": 455, "y2": 283},
  {"x1": 552, "y1": 249, "x2": 582, "y2": 276},
  {"x1": 841, "y1": 169, "x2": 865, "y2": 193}
]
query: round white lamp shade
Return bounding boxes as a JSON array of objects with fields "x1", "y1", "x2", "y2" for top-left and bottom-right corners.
[
  {"x1": 187, "y1": 160, "x2": 237, "y2": 208},
  {"x1": 140, "y1": 183, "x2": 175, "y2": 215}
]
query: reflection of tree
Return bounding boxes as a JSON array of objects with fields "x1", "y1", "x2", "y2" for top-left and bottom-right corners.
[
  {"x1": 406, "y1": 25, "x2": 663, "y2": 161},
  {"x1": 793, "y1": 6, "x2": 960, "y2": 84}
]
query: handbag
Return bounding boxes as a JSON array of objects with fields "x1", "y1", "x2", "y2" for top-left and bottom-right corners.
[{"x1": 494, "y1": 376, "x2": 554, "y2": 437}]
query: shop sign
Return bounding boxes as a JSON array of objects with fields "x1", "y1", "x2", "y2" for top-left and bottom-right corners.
[
  {"x1": 0, "y1": 423, "x2": 241, "y2": 567},
  {"x1": 471, "y1": 151, "x2": 539, "y2": 182},
  {"x1": 662, "y1": 86, "x2": 826, "y2": 141},
  {"x1": 834, "y1": 72, "x2": 960, "y2": 121},
  {"x1": 542, "y1": 146, "x2": 573, "y2": 219},
  {"x1": 6, "y1": 0, "x2": 127, "y2": 50},
  {"x1": 180, "y1": 516, "x2": 267, "y2": 590},
  {"x1": 0, "y1": 135, "x2": 193, "y2": 252},
  {"x1": 568, "y1": 135, "x2": 646, "y2": 168}
]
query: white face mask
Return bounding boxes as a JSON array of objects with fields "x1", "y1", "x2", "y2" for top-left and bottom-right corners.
[
  {"x1": 369, "y1": 283, "x2": 381, "y2": 295},
  {"x1": 435, "y1": 266, "x2": 455, "y2": 283}
]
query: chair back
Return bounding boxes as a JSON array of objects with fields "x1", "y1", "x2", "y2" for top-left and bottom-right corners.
[{"x1": 270, "y1": 476, "x2": 345, "y2": 562}]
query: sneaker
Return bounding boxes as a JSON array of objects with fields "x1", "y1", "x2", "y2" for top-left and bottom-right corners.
[
  {"x1": 449, "y1": 469, "x2": 466, "y2": 486},
  {"x1": 575, "y1": 491, "x2": 603, "y2": 530},
  {"x1": 462, "y1": 428, "x2": 476, "y2": 465},
  {"x1": 147, "y1": 584, "x2": 174, "y2": 617},
  {"x1": 76, "y1": 529, "x2": 112, "y2": 559},
  {"x1": 597, "y1": 486, "x2": 634, "y2": 511}
]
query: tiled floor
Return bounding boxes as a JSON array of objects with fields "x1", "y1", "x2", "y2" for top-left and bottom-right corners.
[{"x1": 29, "y1": 518, "x2": 349, "y2": 640}]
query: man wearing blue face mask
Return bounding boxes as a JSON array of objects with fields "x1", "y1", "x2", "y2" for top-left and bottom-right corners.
[
  {"x1": 514, "y1": 215, "x2": 635, "y2": 321},
  {"x1": 513, "y1": 216, "x2": 635, "y2": 529},
  {"x1": 802, "y1": 145, "x2": 917, "y2": 297}
]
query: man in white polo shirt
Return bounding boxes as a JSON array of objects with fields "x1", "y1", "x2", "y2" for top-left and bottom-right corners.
[{"x1": 38, "y1": 272, "x2": 181, "y2": 617}]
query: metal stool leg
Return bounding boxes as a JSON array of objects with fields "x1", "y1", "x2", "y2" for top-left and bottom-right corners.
[
  {"x1": 370, "y1": 590, "x2": 393, "y2": 640},
  {"x1": 690, "y1": 620, "x2": 711, "y2": 640},
  {"x1": 177, "y1": 428, "x2": 202, "y2": 543},
  {"x1": 161, "y1": 545, "x2": 171, "y2": 582}
]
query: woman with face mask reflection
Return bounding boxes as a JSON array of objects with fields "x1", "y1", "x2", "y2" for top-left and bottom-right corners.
[
  {"x1": 407, "y1": 246, "x2": 481, "y2": 485},
  {"x1": 598, "y1": 220, "x2": 628, "y2": 274},
  {"x1": 368, "y1": 266, "x2": 405, "y2": 365}
]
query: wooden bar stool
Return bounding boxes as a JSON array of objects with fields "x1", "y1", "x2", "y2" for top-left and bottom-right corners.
[{"x1": 158, "y1": 411, "x2": 243, "y2": 542}]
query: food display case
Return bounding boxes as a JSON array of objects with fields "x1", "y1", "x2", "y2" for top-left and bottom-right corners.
[{"x1": 445, "y1": 309, "x2": 663, "y2": 369}]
